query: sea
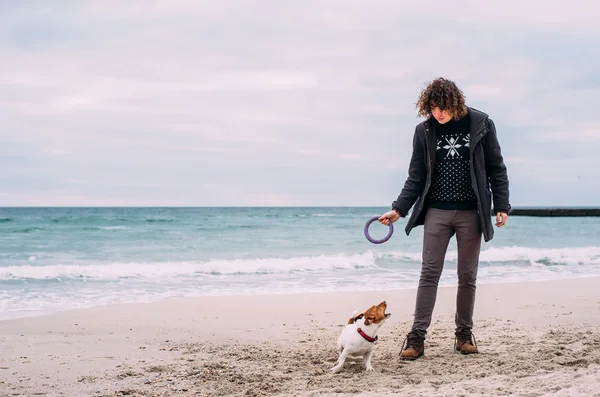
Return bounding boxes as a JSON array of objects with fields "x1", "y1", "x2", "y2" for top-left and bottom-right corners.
[{"x1": 1, "y1": 207, "x2": 599, "y2": 320}]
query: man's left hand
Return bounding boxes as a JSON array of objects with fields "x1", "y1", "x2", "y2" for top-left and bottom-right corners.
[{"x1": 495, "y1": 212, "x2": 508, "y2": 227}]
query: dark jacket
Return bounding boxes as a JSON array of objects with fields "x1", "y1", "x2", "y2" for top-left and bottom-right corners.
[{"x1": 392, "y1": 107, "x2": 510, "y2": 242}]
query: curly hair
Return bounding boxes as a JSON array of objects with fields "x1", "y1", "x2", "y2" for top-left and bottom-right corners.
[{"x1": 416, "y1": 78, "x2": 467, "y2": 120}]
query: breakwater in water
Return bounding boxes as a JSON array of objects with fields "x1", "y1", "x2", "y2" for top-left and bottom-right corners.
[{"x1": 509, "y1": 208, "x2": 600, "y2": 217}]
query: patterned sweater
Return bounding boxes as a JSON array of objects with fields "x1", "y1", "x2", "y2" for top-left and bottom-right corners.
[{"x1": 427, "y1": 115, "x2": 477, "y2": 210}]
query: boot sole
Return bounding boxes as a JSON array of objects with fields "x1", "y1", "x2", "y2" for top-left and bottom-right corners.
[
  {"x1": 455, "y1": 349, "x2": 479, "y2": 355},
  {"x1": 400, "y1": 353, "x2": 424, "y2": 361}
]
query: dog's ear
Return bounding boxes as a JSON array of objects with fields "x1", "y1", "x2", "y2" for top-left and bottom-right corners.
[{"x1": 349, "y1": 313, "x2": 364, "y2": 324}]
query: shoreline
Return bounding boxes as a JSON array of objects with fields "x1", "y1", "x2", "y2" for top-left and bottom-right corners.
[
  {"x1": 2, "y1": 277, "x2": 600, "y2": 396},
  {"x1": 2, "y1": 273, "x2": 600, "y2": 323}
]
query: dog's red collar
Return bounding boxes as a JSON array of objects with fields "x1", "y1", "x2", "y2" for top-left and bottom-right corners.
[{"x1": 357, "y1": 328, "x2": 378, "y2": 343}]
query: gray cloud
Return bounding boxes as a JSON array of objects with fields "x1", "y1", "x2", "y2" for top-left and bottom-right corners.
[{"x1": 1, "y1": 1, "x2": 599, "y2": 206}]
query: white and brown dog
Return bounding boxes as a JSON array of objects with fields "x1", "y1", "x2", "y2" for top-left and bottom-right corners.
[{"x1": 331, "y1": 301, "x2": 391, "y2": 373}]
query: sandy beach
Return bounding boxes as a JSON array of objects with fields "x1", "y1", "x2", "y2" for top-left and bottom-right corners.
[{"x1": 2, "y1": 277, "x2": 600, "y2": 397}]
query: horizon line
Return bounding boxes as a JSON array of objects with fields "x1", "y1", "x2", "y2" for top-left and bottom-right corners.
[{"x1": 1, "y1": 205, "x2": 600, "y2": 209}]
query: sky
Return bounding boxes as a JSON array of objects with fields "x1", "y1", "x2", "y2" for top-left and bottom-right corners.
[{"x1": 1, "y1": 0, "x2": 599, "y2": 207}]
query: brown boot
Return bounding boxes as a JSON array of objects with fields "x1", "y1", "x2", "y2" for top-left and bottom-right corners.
[
  {"x1": 455, "y1": 329, "x2": 478, "y2": 354},
  {"x1": 400, "y1": 332, "x2": 425, "y2": 361}
]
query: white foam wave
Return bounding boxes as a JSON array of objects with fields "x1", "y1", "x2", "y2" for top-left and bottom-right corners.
[
  {"x1": 2, "y1": 246, "x2": 599, "y2": 282},
  {"x1": 479, "y1": 246, "x2": 600, "y2": 266},
  {"x1": 384, "y1": 246, "x2": 600, "y2": 266},
  {"x1": 0, "y1": 251, "x2": 378, "y2": 281}
]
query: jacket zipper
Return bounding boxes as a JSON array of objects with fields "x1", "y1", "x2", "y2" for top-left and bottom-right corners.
[{"x1": 469, "y1": 120, "x2": 487, "y2": 237}]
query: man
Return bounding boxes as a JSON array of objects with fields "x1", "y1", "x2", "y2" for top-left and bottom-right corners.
[{"x1": 378, "y1": 77, "x2": 510, "y2": 360}]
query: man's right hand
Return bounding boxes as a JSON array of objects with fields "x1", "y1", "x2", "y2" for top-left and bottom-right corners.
[{"x1": 378, "y1": 210, "x2": 401, "y2": 226}]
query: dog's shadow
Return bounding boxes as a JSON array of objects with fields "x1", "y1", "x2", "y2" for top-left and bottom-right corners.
[{"x1": 328, "y1": 359, "x2": 370, "y2": 374}]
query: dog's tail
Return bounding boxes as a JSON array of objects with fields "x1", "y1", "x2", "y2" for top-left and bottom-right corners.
[{"x1": 347, "y1": 309, "x2": 363, "y2": 324}]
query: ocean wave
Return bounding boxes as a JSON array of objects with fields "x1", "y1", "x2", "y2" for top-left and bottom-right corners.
[
  {"x1": 47, "y1": 217, "x2": 173, "y2": 224},
  {"x1": 82, "y1": 226, "x2": 131, "y2": 231},
  {"x1": 383, "y1": 246, "x2": 600, "y2": 266},
  {"x1": 0, "y1": 251, "x2": 379, "y2": 281},
  {"x1": 13, "y1": 227, "x2": 44, "y2": 233},
  {"x1": 1, "y1": 246, "x2": 598, "y2": 282},
  {"x1": 51, "y1": 216, "x2": 109, "y2": 223}
]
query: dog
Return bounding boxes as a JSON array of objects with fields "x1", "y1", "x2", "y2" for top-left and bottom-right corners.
[{"x1": 330, "y1": 301, "x2": 391, "y2": 373}]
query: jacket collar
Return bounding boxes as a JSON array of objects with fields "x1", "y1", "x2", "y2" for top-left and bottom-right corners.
[
  {"x1": 467, "y1": 106, "x2": 489, "y2": 128},
  {"x1": 467, "y1": 107, "x2": 490, "y2": 151}
]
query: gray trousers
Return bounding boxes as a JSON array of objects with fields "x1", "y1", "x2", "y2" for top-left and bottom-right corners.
[{"x1": 411, "y1": 208, "x2": 482, "y2": 337}]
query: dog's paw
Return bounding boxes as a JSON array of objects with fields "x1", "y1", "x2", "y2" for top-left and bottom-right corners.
[
  {"x1": 330, "y1": 366, "x2": 342, "y2": 374},
  {"x1": 365, "y1": 366, "x2": 374, "y2": 372}
]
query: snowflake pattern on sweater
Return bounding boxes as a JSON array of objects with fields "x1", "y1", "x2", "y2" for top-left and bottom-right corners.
[{"x1": 428, "y1": 121, "x2": 476, "y2": 203}]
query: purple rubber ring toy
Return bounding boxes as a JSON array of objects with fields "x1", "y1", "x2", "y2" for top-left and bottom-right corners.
[{"x1": 364, "y1": 216, "x2": 393, "y2": 244}]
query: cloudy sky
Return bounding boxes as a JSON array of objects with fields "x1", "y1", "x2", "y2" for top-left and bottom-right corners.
[{"x1": 1, "y1": 1, "x2": 598, "y2": 207}]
